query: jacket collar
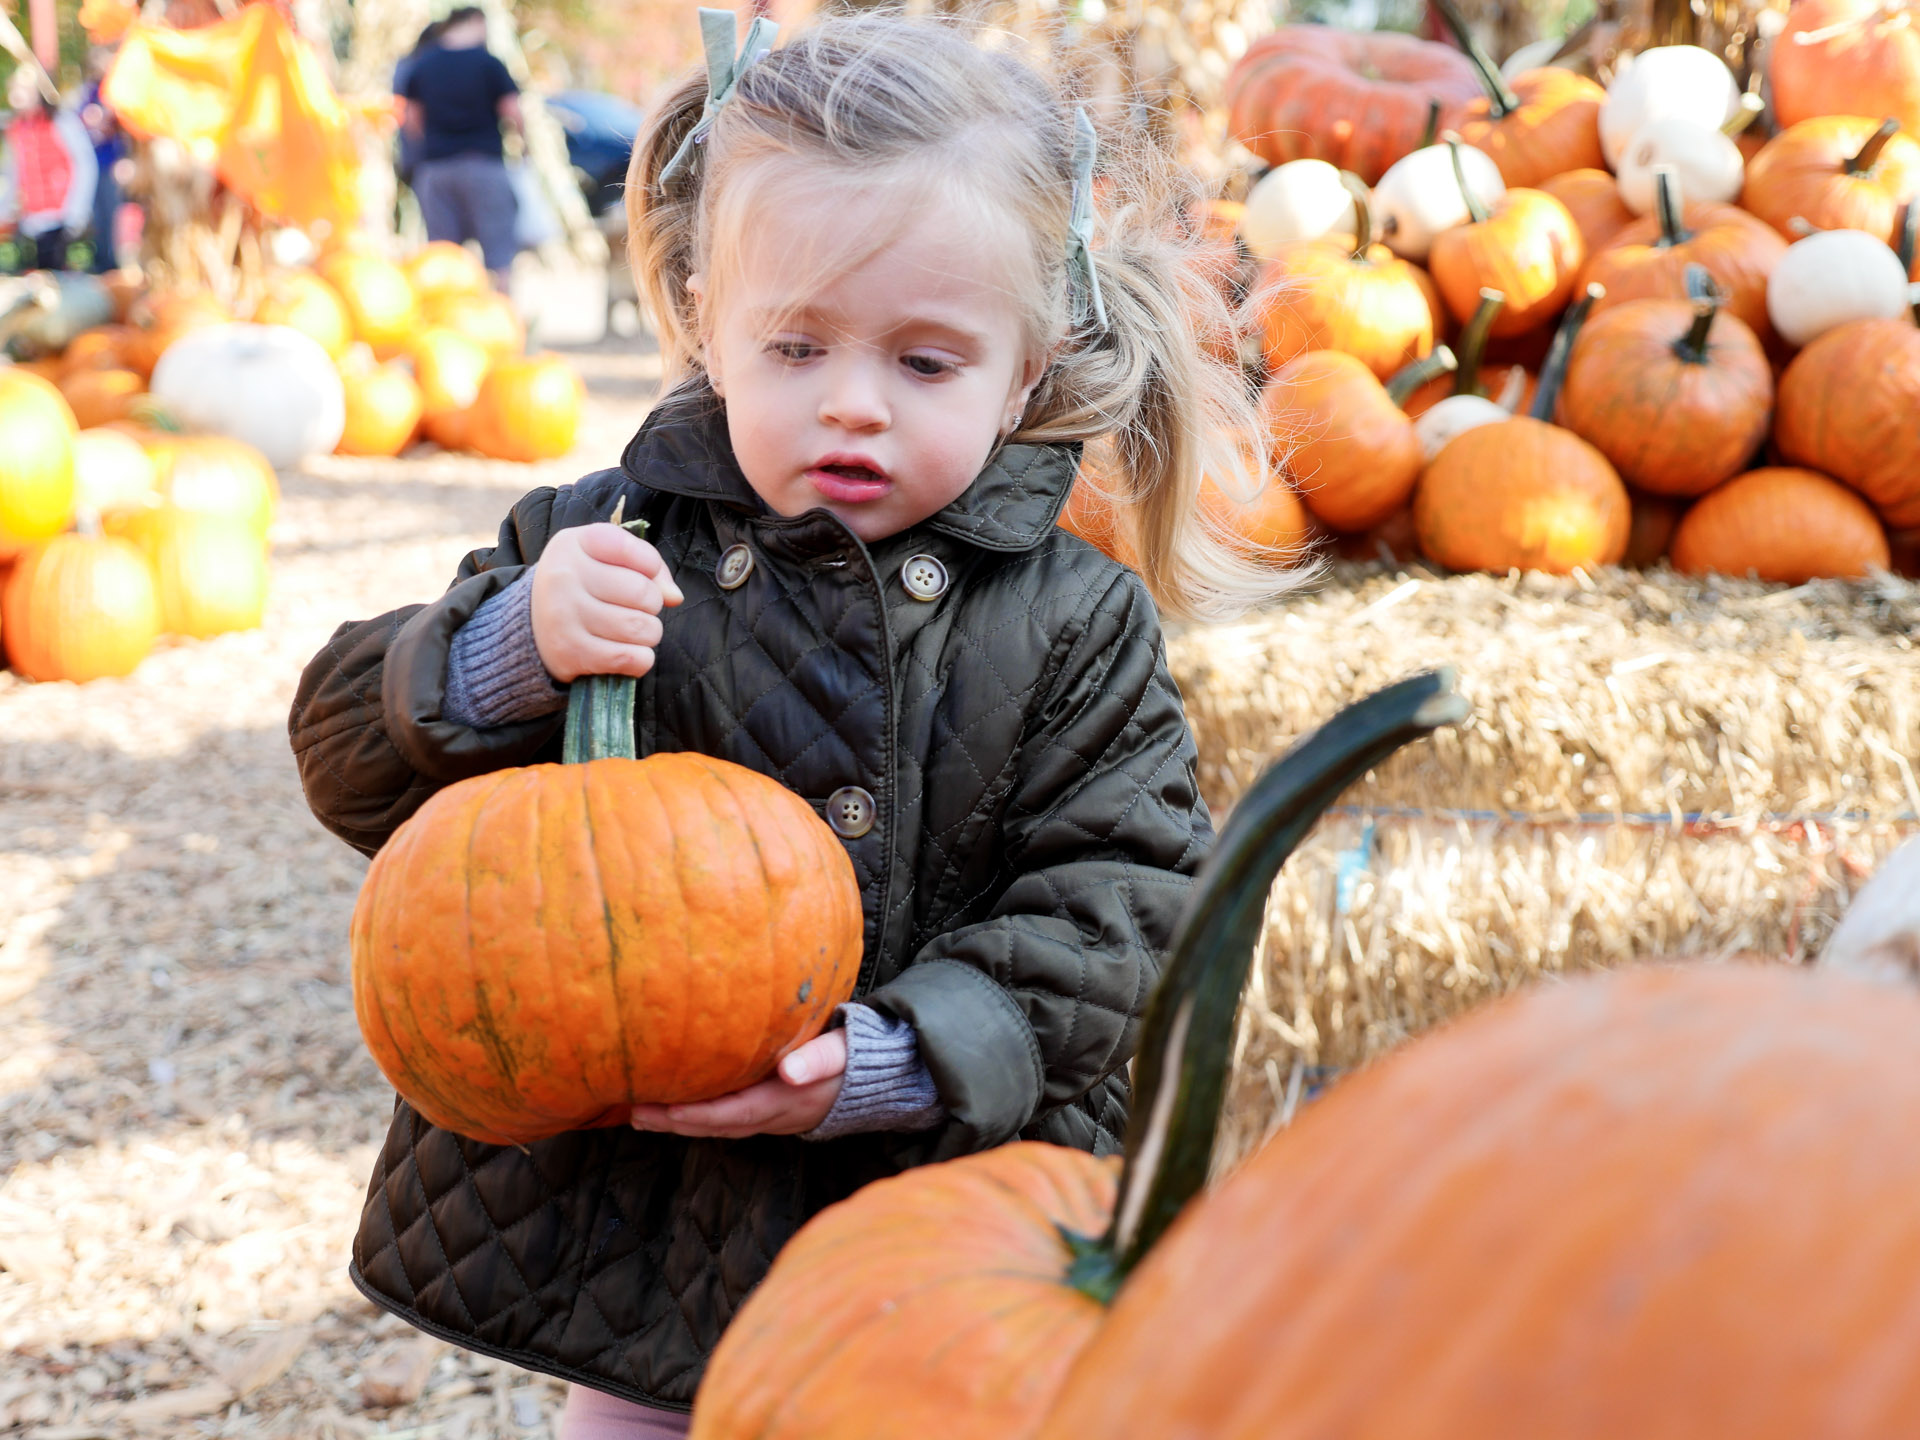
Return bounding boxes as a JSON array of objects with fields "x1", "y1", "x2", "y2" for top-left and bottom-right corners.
[{"x1": 619, "y1": 383, "x2": 1080, "y2": 554}]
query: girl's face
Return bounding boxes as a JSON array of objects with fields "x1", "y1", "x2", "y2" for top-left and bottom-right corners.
[{"x1": 696, "y1": 186, "x2": 1046, "y2": 543}]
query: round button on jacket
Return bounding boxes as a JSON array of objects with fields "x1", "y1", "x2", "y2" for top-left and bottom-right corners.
[
  {"x1": 899, "y1": 553, "x2": 949, "y2": 601},
  {"x1": 715, "y1": 543, "x2": 754, "y2": 590},
  {"x1": 826, "y1": 785, "x2": 876, "y2": 839}
]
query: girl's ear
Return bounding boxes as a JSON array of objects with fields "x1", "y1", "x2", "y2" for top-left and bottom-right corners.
[{"x1": 686, "y1": 271, "x2": 723, "y2": 396}]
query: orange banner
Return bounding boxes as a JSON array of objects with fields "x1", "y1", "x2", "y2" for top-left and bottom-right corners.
[{"x1": 103, "y1": 4, "x2": 361, "y2": 230}]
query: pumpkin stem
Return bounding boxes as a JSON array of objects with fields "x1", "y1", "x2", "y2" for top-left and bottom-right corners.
[
  {"x1": 1847, "y1": 117, "x2": 1901, "y2": 174},
  {"x1": 1384, "y1": 345, "x2": 1457, "y2": 407},
  {"x1": 1529, "y1": 282, "x2": 1603, "y2": 421},
  {"x1": 1340, "y1": 172, "x2": 1376, "y2": 257},
  {"x1": 1899, "y1": 200, "x2": 1919, "y2": 274},
  {"x1": 1446, "y1": 135, "x2": 1491, "y2": 225},
  {"x1": 1101, "y1": 670, "x2": 1470, "y2": 1281},
  {"x1": 1650, "y1": 165, "x2": 1690, "y2": 248},
  {"x1": 560, "y1": 506, "x2": 651, "y2": 766},
  {"x1": 1430, "y1": 0, "x2": 1520, "y2": 116},
  {"x1": 1674, "y1": 264, "x2": 1722, "y2": 363},
  {"x1": 1450, "y1": 288, "x2": 1505, "y2": 398},
  {"x1": 1721, "y1": 92, "x2": 1765, "y2": 137},
  {"x1": 1419, "y1": 97, "x2": 1443, "y2": 150}
]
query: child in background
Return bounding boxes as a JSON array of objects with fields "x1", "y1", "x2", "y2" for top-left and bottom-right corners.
[
  {"x1": 0, "y1": 71, "x2": 98, "y2": 273},
  {"x1": 290, "y1": 10, "x2": 1299, "y2": 1437}
]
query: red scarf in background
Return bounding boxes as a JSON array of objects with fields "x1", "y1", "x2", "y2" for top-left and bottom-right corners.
[{"x1": 11, "y1": 112, "x2": 72, "y2": 216}]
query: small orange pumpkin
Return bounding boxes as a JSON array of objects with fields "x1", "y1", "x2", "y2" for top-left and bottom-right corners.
[
  {"x1": 1773, "y1": 0, "x2": 1920, "y2": 136},
  {"x1": 1251, "y1": 184, "x2": 1444, "y2": 380},
  {"x1": 404, "y1": 241, "x2": 491, "y2": 306},
  {"x1": 1741, "y1": 116, "x2": 1920, "y2": 244},
  {"x1": 1198, "y1": 461, "x2": 1315, "y2": 564},
  {"x1": 58, "y1": 365, "x2": 144, "y2": 429},
  {"x1": 317, "y1": 251, "x2": 420, "y2": 359},
  {"x1": 1774, "y1": 316, "x2": 1920, "y2": 526},
  {"x1": 253, "y1": 270, "x2": 354, "y2": 360},
  {"x1": 1540, "y1": 169, "x2": 1639, "y2": 257},
  {"x1": 1557, "y1": 266, "x2": 1773, "y2": 496},
  {"x1": 0, "y1": 369, "x2": 78, "y2": 558},
  {"x1": 132, "y1": 431, "x2": 279, "y2": 541},
  {"x1": 1669, "y1": 467, "x2": 1890, "y2": 581},
  {"x1": 337, "y1": 350, "x2": 425, "y2": 458},
  {"x1": 408, "y1": 326, "x2": 492, "y2": 422},
  {"x1": 470, "y1": 353, "x2": 584, "y2": 463},
  {"x1": 1428, "y1": 141, "x2": 1585, "y2": 336},
  {"x1": 1429, "y1": 0, "x2": 1604, "y2": 187},
  {"x1": 123, "y1": 291, "x2": 230, "y2": 379},
  {"x1": 72, "y1": 426, "x2": 158, "y2": 514},
  {"x1": 60, "y1": 325, "x2": 133, "y2": 375},
  {"x1": 426, "y1": 289, "x2": 525, "y2": 359},
  {"x1": 107, "y1": 503, "x2": 269, "y2": 637},
  {"x1": 2, "y1": 530, "x2": 160, "y2": 682}
]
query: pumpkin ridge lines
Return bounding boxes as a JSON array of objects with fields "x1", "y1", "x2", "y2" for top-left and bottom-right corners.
[{"x1": 578, "y1": 761, "x2": 637, "y2": 1117}]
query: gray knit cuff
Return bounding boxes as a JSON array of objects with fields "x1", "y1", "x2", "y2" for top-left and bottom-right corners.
[
  {"x1": 443, "y1": 570, "x2": 569, "y2": 728},
  {"x1": 801, "y1": 1003, "x2": 946, "y2": 1141}
]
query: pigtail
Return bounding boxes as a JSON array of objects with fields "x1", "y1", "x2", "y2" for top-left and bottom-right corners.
[
  {"x1": 626, "y1": 69, "x2": 715, "y2": 390},
  {"x1": 1021, "y1": 159, "x2": 1314, "y2": 622}
]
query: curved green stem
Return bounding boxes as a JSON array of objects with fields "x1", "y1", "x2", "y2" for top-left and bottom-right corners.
[
  {"x1": 1846, "y1": 117, "x2": 1901, "y2": 175},
  {"x1": 1674, "y1": 264, "x2": 1721, "y2": 364},
  {"x1": 1098, "y1": 670, "x2": 1470, "y2": 1280},
  {"x1": 1452, "y1": 288, "x2": 1505, "y2": 397},
  {"x1": 1419, "y1": 97, "x2": 1444, "y2": 150},
  {"x1": 1721, "y1": 92, "x2": 1765, "y2": 137},
  {"x1": 1651, "y1": 166, "x2": 1690, "y2": 249},
  {"x1": 1340, "y1": 171, "x2": 1376, "y2": 256},
  {"x1": 1448, "y1": 137, "x2": 1490, "y2": 225},
  {"x1": 1385, "y1": 345, "x2": 1458, "y2": 407},
  {"x1": 561, "y1": 507, "x2": 651, "y2": 765},
  {"x1": 1529, "y1": 282, "x2": 1603, "y2": 421},
  {"x1": 1430, "y1": 0, "x2": 1520, "y2": 115}
]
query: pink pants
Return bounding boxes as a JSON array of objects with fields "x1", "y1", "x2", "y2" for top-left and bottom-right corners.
[{"x1": 557, "y1": 1384, "x2": 691, "y2": 1439}]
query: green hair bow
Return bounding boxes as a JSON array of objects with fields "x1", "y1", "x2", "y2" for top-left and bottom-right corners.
[{"x1": 659, "y1": 8, "x2": 779, "y2": 187}]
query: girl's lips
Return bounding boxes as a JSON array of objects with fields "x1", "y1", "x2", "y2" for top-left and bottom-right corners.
[{"x1": 807, "y1": 467, "x2": 892, "y2": 503}]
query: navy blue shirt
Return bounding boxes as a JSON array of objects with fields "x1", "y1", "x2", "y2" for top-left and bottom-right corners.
[{"x1": 402, "y1": 45, "x2": 517, "y2": 163}]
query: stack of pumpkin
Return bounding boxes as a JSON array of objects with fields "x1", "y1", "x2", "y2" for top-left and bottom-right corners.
[
  {"x1": 35, "y1": 240, "x2": 583, "y2": 466},
  {"x1": 1173, "y1": 0, "x2": 1920, "y2": 583},
  {"x1": 0, "y1": 366, "x2": 277, "y2": 684}
]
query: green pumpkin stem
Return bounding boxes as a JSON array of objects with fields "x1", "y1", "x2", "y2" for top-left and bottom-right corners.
[
  {"x1": 1846, "y1": 117, "x2": 1901, "y2": 175},
  {"x1": 1451, "y1": 288, "x2": 1506, "y2": 397},
  {"x1": 1385, "y1": 345, "x2": 1458, "y2": 408},
  {"x1": 1529, "y1": 282, "x2": 1603, "y2": 421},
  {"x1": 1675, "y1": 264, "x2": 1722, "y2": 364},
  {"x1": 1899, "y1": 201, "x2": 1919, "y2": 275},
  {"x1": 1430, "y1": 0, "x2": 1520, "y2": 116},
  {"x1": 1721, "y1": 92, "x2": 1765, "y2": 138},
  {"x1": 1447, "y1": 136, "x2": 1491, "y2": 225},
  {"x1": 1340, "y1": 172, "x2": 1376, "y2": 257},
  {"x1": 1651, "y1": 166, "x2": 1690, "y2": 249},
  {"x1": 1419, "y1": 97, "x2": 1444, "y2": 150},
  {"x1": 560, "y1": 502, "x2": 651, "y2": 766},
  {"x1": 1099, "y1": 670, "x2": 1469, "y2": 1282}
]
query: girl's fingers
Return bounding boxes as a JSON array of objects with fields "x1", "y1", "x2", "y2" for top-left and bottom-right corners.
[
  {"x1": 580, "y1": 597, "x2": 664, "y2": 649},
  {"x1": 580, "y1": 560, "x2": 665, "y2": 616},
  {"x1": 577, "y1": 524, "x2": 685, "y2": 605},
  {"x1": 779, "y1": 1030, "x2": 848, "y2": 1087}
]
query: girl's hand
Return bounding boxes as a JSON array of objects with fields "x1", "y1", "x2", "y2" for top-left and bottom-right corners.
[
  {"x1": 530, "y1": 523, "x2": 684, "y2": 683},
  {"x1": 630, "y1": 1030, "x2": 847, "y2": 1138}
]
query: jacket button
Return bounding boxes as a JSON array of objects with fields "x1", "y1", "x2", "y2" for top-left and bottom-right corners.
[
  {"x1": 715, "y1": 543, "x2": 754, "y2": 590},
  {"x1": 899, "y1": 553, "x2": 949, "y2": 601},
  {"x1": 826, "y1": 786, "x2": 876, "y2": 839}
]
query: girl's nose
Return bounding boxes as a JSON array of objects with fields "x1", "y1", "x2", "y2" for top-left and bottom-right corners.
[{"x1": 818, "y1": 357, "x2": 889, "y2": 432}]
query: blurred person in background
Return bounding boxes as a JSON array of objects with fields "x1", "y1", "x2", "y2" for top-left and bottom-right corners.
[
  {"x1": 401, "y1": 6, "x2": 521, "y2": 289},
  {"x1": 0, "y1": 70, "x2": 98, "y2": 272},
  {"x1": 393, "y1": 18, "x2": 445, "y2": 195},
  {"x1": 78, "y1": 48, "x2": 123, "y2": 272}
]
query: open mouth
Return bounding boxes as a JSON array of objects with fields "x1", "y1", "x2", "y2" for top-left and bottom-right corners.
[{"x1": 818, "y1": 463, "x2": 886, "y2": 483}]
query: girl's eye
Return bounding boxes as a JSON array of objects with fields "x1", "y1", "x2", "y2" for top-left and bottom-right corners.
[
  {"x1": 903, "y1": 354, "x2": 952, "y2": 378},
  {"x1": 770, "y1": 342, "x2": 818, "y2": 362}
]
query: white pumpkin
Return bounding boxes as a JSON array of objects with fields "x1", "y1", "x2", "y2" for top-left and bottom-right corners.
[
  {"x1": 1240, "y1": 160, "x2": 1359, "y2": 259},
  {"x1": 1767, "y1": 229, "x2": 1913, "y2": 348},
  {"x1": 1415, "y1": 395, "x2": 1512, "y2": 463},
  {"x1": 1615, "y1": 115, "x2": 1746, "y2": 214},
  {"x1": 1599, "y1": 45, "x2": 1741, "y2": 169},
  {"x1": 149, "y1": 323, "x2": 345, "y2": 468},
  {"x1": 1371, "y1": 142, "x2": 1505, "y2": 262}
]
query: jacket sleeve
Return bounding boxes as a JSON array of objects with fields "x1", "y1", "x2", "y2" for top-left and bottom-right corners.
[
  {"x1": 862, "y1": 569, "x2": 1212, "y2": 1158},
  {"x1": 289, "y1": 484, "x2": 578, "y2": 857}
]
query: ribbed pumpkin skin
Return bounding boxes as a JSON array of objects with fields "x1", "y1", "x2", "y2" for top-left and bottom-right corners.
[
  {"x1": 1224, "y1": 29, "x2": 1480, "y2": 183},
  {"x1": 0, "y1": 369, "x2": 78, "y2": 557},
  {"x1": 351, "y1": 751, "x2": 863, "y2": 1146},
  {"x1": 1039, "y1": 965, "x2": 1920, "y2": 1440},
  {"x1": 1671, "y1": 467, "x2": 1890, "y2": 581},
  {"x1": 693, "y1": 1143, "x2": 1116, "y2": 1440},
  {"x1": 1557, "y1": 297, "x2": 1773, "y2": 496},
  {"x1": 1773, "y1": 0, "x2": 1920, "y2": 135},
  {"x1": 1264, "y1": 350, "x2": 1421, "y2": 532},
  {"x1": 1414, "y1": 418, "x2": 1629, "y2": 573},
  {"x1": 1740, "y1": 116, "x2": 1920, "y2": 244},
  {"x1": 108, "y1": 505, "x2": 269, "y2": 637},
  {"x1": 1539, "y1": 168, "x2": 1637, "y2": 257},
  {"x1": 1429, "y1": 189, "x2": 1585, "y2": 336},
  {"x1": 1253, "y1": 245, "x2": 1442, "y2": 380},
  {"x1": 2, "y1": 532, "x2": 159, "y2": 681},
  {"x1": 1581, "y1": 203, "x2": 1787, "y2": 343},
  {"x1": 1775, "y1": 318, "x2": 1920, "y2": 526},
  {"x1": 1450, "y1": 68, "x2": 1605, "y2": 188}
]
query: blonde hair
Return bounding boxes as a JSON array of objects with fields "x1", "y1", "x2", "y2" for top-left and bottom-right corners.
[{"x1": 626, "y1": 11, "x2": 1308, "y2": 620}]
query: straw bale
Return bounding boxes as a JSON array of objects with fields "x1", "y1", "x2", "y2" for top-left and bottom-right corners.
[{"x1": 1168, "y1": 564, "x2": 1920, "y2": 1164}]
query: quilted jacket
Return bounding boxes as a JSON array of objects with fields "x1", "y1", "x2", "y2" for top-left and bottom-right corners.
[{"x1": 288, "y1": 386, "x2": 1212, "y2": 1409}]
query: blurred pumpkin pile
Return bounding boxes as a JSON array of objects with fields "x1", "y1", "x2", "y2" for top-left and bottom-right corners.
[
  {"x1": 1071, "y1": 0, "x2": 1920, "y2": 585},
  {"x1": 0, "y1": 239, "x2": 585, "y2": 685}
]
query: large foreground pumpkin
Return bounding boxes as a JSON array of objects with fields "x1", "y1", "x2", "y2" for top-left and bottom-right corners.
[
  {"x1": 691, "y1": 674, "x2": 1469, "y2": 1440},
  {"x1": 351, "y1": 561, "x2": 866, "y2": 1145},
  {"x1": 1039, "y1": 963, "x2": 1920, "y2": 1438}
]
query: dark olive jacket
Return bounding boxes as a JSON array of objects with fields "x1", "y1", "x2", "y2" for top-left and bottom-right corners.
[{"x1": 288, "y1": 389, "x2": 1211, "y2": 1409}]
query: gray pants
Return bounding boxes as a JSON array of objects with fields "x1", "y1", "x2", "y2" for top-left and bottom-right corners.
[{"x1": 413, "y1": 152, "x2": 519, "y2": 272}]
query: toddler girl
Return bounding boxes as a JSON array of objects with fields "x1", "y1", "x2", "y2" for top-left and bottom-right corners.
[{"x1": 290, "y1": 10, "x2": 1296, "y2": 1436}]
